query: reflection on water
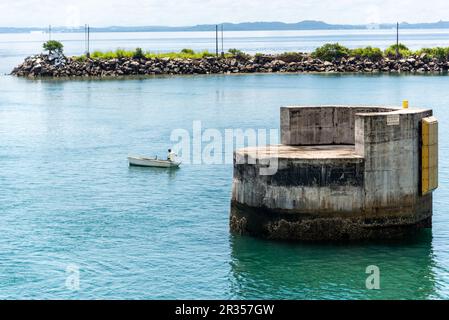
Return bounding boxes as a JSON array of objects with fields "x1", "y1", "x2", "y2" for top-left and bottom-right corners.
[
  {"x1": 128, "y1": 164, "x2": 180, "y2": 180},
  {"x1": 229, "y1": 231, "x2": 436, "y2": 299}
]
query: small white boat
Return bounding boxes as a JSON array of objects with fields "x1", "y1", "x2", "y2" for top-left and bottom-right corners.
[{"x1": 128, "y1": 155, "x2": 181, "y2": 168}]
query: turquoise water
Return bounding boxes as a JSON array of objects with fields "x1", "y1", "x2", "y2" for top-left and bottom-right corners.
[{"x1": 1, "y1": 73, "x2": 449, "y2": 299}]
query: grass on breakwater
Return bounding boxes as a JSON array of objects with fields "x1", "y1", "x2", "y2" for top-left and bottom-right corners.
[
  {"x1": 74, "y1": 48, "x2": 227, "y2": 61},
  {"x1": 71, "y1": 44, "x2": 449, "y2": 63},
  {"x1": 309, "y1": 43, "x2": 449, "y2": 61}
]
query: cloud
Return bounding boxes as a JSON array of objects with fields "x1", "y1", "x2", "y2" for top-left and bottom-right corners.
[{"x1": 0, "y1": 0, "x2": 448, "y2": 27}]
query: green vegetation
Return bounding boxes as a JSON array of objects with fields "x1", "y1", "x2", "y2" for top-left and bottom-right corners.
[
  {"x1": 384, "y1": 43, "x2": 412, "y2": 58},
  {"x1": 145, "y1": 50, "x2": 215, "y2": 59},
  {"x1": 311, "y1": 43, "x2": 350, "y2": 61},
  {"x1": 310, "y1": 43, "x2": 449, "y2": 61},
  {"x1": 71, "y1": 44, "x2": 449, "y2": 63},
  {"x1": 227, "y1": 48, "x2": 251, "y2": 60},
  {"x1": 133, "y1": 48, "x2": 145, "y2": 59},
  {"x1": 90, "y1": 50, "x2": 127, "y2": 59},
  {"x1": 415, "y1": 47, "x2": 449, "y2": 61},
  {"x1": 77, "y1": 47, "x2": 254, "y2": 61},
  {"x1": 180, "y1": 48, "x2": 195, "y2": 55},
  {"x1": 351, "y1": 46, "x2": 383, "y2": 61},
  {"x1": 78, "y1": 48, "x2": 216, "y2": 60},
  {"x1": 43, "y1": 40, "x2": 64, "y2": 54}
]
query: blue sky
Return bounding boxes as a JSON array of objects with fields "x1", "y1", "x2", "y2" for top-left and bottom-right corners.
[{"x1": 1, "y1": 0, "x2": 448, "y2": 27}]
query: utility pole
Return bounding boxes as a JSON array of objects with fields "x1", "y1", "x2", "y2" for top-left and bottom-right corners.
[
  {"x1": 215, "y1": 25, "x2": 219, "y2": 57},
  {"x1": 221, "y1": 24, "x2": 224, "y2": 57},
  {"x1": 49, "y1": 24, "x2": 51, "y2": 41},
  {"x1": 84, "y1": 24, "x2": 87, "y2": 54},
  {"x1": 396, "y1": 22, "x2": 399, "y2": 59},
  {"x1": 87, "y1": 24, "x2": 90, "y2": 58}
]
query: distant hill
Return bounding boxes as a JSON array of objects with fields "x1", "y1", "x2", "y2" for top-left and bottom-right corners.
[{"x1": 2, "y1": 20, "x2": 449, "y2": 33}]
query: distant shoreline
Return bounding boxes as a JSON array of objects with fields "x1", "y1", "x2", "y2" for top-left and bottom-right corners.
[{"x1": 3, "y1": 20, "x2": 449, "y2": 33}]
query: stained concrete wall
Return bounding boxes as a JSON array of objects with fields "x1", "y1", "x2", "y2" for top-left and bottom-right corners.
[
  {"x1": 281, "y1": 106, "x2": 396, "y2": 146},
  {"x1": 355, "y1": 109, "x2": 433, "y2": 219},
  {"x1": 232, "y1": 156, "x2": 365, "y2": 214}
]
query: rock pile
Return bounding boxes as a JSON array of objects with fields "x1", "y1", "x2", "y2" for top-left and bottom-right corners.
[{"x1": 11, "y1": 53, "x2": 449, "y2": 78}]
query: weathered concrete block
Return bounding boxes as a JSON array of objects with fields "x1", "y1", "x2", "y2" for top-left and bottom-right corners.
[
  {"x1": 231, "y1": 105, "x2": 437, "y2": 241},
  {"x1": 281, "y1": 106, "x2": 396, "y2": 145}
]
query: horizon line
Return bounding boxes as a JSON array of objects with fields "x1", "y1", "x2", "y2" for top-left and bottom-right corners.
[{"x1": 1, "y1": 19, "x2": 449, "y2": 30}]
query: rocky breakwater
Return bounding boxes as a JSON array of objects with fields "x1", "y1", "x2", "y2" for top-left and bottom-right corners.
[{"x1": 11, "y1": 52, "x2": 449, "y2": 78}]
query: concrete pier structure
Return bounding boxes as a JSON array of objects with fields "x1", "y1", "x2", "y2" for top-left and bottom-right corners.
[{"x1": 230, "y1": 105, "x2": 438, "y2": 241}]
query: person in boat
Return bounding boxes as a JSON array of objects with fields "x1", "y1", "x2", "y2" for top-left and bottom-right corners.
[{"x1": 167, "y1": 149, "x2": 177, "y2": 162}]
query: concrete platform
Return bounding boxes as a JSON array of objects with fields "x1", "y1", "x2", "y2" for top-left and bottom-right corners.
[
  {"x1": 236, "y1": 144, "x2": 363, "y2": 159},
  {"x1": 230, "y1": 105, "x2": 437, "y2": 241}
]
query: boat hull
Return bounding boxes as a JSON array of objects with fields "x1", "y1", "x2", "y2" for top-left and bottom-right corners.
[{"x1": 128, "y1": 156, "x2": 181, "y2": 168}]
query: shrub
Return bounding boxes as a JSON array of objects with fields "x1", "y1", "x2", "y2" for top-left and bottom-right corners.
[
  {"x1": 415, "y1": 47, "x2": 449, "y2": 61},
  {"x1": 200, "y1": 51, "x2": 215, "y2": 58},
  {"x1": 228, "y1": 48, "x2": 242, "y2": 55},
  {"x1": 415, "y1": 48, "x2": 435, "y2": 59},
  {"x1": 430, "y1": 47, "x2": 449, "y2": 61},
  {"x1": 277, "y1": 52, "x2": 304, "y2": 63},
  {"x1": 181, "y1": 48, "x2": 195, "y2": 55},
  {"x1": 384, "y1": 43, "x2": 412, "y2": 58},
  {"x1": 91, "y1": 50, "x2": 116, "y2": 59},
  {"x1": 133, "y1": 48, "x2": 145, "y2": 59},
  {"x1": 312, "y1": 43, "x2": 350, "y2": 61},
  {"x1": 115, "y1": 48, "x2": 133, "y2": 59},
  {"x1": 43, "y1": 40, "x2": 64, "y2": 54},
  {"x1": 104, "y1": 51, "x2": 117, "y2": 59},
  {"x1": 350, "y1": 46, "x2": 383, "y2": 61},
  {"x1": 228, "y1": 48, "x2": 251, "y2": 60},
  {"x1": 91, "y1": 50, "x2": 102, "y2": 59}
]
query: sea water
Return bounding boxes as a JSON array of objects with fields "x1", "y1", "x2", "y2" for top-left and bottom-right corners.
[{"x1": 0, "y1": 73, "x2": 449, "y2": 299}]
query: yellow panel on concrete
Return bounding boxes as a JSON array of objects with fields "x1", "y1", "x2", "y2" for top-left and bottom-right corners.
[
  {"x1": 422, "y1": 119, "x2": 429, "y2": 144},
  {"x1": 422, "y1": 145, "x2": 429, "y2": 167},
  {"x1": 422, "y1": 117, "x2": 438, "y2": 195}
]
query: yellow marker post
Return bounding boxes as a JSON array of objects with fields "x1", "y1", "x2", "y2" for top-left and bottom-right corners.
[
  {"x1": 421, "y1": 116, "x2": 438, "y2": 195},
  {"x1": 403, "y1": 100, "x2": 409, "y2": 109}
]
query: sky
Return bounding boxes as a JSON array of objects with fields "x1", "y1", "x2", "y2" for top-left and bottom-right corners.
[{"x1": 1, "y1": 0, "x2": 449, "y2": 27}]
